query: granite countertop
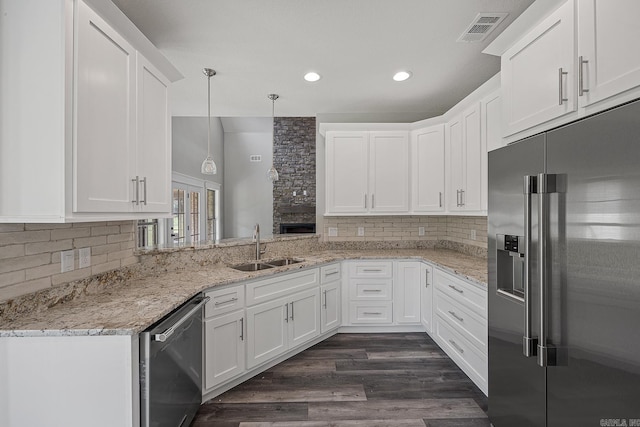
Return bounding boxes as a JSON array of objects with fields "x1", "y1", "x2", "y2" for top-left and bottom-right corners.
[{"x1": 0, "y1": 249, "x2": 486, "y2": 338}]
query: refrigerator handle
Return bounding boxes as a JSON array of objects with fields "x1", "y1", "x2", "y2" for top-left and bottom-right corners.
[
  {"x1": 523, "y1": 175, "x2": 538, "y2": 358},
  {"x1": 537, "y1": 173, "x2": 558, "y2": 367}
]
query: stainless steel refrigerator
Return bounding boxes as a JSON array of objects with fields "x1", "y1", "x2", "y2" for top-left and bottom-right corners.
[{"x1": 488, "y1": 99, "x2": 640, "y2": 426}]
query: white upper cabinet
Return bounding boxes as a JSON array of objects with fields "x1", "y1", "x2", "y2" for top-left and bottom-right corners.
[
  {"x1": 501, "y1": 0, "x2": 576, "y2": 137},
  {"x1": 325, "y1": 132, "x2": 369, "y2": 214},
  {"x1": 0, "y1": 0, "x2": 179, "y2": 222},
  {"x1": 448, "y1": 103, "x2": 484, "y2": 212},
  {"x1": 325, "y1": 131, "x2": 409, "y2": 214},
  {"x1": 369, "y1": 132, "x2": 409, "y2": 213},
  {"x1": 411, "y1": 125, "x2": 445, "y2": 212},
  {"x1": 135, "y1": 54, "x2": 172, "y2": 213},
  {"x1": 75, "y1": 1, "x2": 136, "y2": 213},
  {"x1": 577, "y1": 0, "x2": 640, "y2": 108}
]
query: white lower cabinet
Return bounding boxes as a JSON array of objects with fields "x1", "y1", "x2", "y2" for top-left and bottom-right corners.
[
  {"x1": 320, "y1": 263, "x2": 342, "y2": 333},
  {"x1": 204, "y1": 310, "x2": 245, "y2": 390},
  {"x1": 246, "y1": 287, "x2": 321, "y2": 369},
  {"x1": 394, "y1": 262, "x2": 422, "y2": 324},
  {"x1": 432, "y1": 268, "x2": 487, "y2": 395},
  {"x1": 420, "y1": 263, "x2": 434, "y2": 334}
]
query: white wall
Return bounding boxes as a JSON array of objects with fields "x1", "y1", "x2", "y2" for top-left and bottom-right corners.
[
  {"x1": 222, "y1": 118, "x2": 273, "y2": 239},
  {"x1": 171, "y1": 117, "x2": 224, "y2": 185}
]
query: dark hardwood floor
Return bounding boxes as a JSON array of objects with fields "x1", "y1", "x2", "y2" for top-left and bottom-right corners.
[{"x1": 193, "y1": 333, "x2": 489, "y2": 427}]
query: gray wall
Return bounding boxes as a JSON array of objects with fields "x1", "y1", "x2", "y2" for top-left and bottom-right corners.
[
  {"x1": 222, "y1": 118, "x2": 273, "y2": 239},
  {"x1": 172, "y1": 116, "x2": 224, "y2": 184}
]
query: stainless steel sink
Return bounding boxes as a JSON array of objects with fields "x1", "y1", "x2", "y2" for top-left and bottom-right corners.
[
  {"x1": 263, "y1": 258, "x2": 304, "y2": 267},
  {"x1": 231, "y1": 262, "x2": 275, "y2": 272}
]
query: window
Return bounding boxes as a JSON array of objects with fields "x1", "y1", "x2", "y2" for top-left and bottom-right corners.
[{"x1": 137, "y1": 219, "x2": 159, "y2": 248}]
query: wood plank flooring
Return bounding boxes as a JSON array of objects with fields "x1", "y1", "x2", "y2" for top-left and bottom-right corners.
[{"x1": 193, "y1": 333, "x2": 489, "y2": 427}]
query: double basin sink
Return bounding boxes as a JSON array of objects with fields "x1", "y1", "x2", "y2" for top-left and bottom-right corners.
[{"x1": 232, "y1": 258, "x2": 303, "y2": 272}]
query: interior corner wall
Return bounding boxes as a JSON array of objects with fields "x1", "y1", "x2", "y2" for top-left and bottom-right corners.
[
  {"x1": 171, "y1": 116, "x2": 224, "y2": 185},
  {"x1": 223, "y1": 131, "x2": 273, "y2": 239}
]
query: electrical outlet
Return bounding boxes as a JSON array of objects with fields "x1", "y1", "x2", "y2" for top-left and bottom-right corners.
[
  {"x1": 418, "y1": 226, "x2": 425, "y2": 236},
  {"x1": 357, "y1": 226, "x2": 365, "y2": 236},
  {"x1": 79, "y1": 247, "x2": 91, "y2": 269},
  {"x1": 61, "y1": 250, "x2": 74, "y2": 273},
  {"x1": 471, "y1": 229, "x2": 477, "y2": 240},
  {"x1": 328, "y1": 227, "x2": 338, "y2": 237}
]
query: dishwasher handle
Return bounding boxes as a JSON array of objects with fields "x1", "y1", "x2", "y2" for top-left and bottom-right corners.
[{"x1": 153, "y1": 296, "x2": 210, "y2": 343}]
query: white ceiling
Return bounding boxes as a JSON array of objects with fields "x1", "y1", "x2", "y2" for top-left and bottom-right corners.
[{"x1": 112, "y1": 0, "x2": 534, "y2": 120}]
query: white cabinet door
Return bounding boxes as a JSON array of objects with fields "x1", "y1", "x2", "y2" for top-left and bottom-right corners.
[
  {"x1": 482, "y1": 90, "x2": 504, "y2": 153},
  {"x1": 447, "y1": 116, "x2": 464, "y2": 211},
  {"x1": 462, "y1": 103, "x2": 482, "y2": 212},
  {"x1": 288, "y1": 288, "x2": 321, "y2": 348},
  {"x1": 204, "y1": 310, "x2": 245, "y2": 390},
  {"x1": 136, "y1": 54, "x2": 171, "y2": 213},
  {"x1": 421, "y1": 263, "x2": 434, "y2": 334},
  {"x1": 246, "y1": 297, "x2": 288, "y2": 369},
  {"x1": 321, "y1": 282, "x2": 341, "y2": 333},
  {"x1": 501, "y1": 0, "x2": 576, "y2": 136},
  {"x1": 326, "y1": 131, "x2": 368, "y2": 213},
  {"x1": 75, "y1": 0, "x2": 136, "y2": 212},
  {"x1": 394, "y1": 262, "x2": 421, "y2": 324},
  {"x1": 369, "y1": 131, "x2": 409, "y2": 212},
  {"x1": 578, "y1": 0, "x2": 640, "y2": 107},
  {"x1": 411, "y1": 125, "x2": 445, "y2": 212}
]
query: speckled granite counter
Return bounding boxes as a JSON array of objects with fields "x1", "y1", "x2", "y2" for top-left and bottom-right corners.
[{"x1": 0, "y1": 248, "x2": 486, "y2": 338}]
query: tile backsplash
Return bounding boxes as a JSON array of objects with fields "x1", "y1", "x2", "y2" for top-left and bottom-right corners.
[
  {"x1": 323, "y1": 215, "x2": 487, "y2": 249},
  {"x1": 0, "y1": 221, "x2": 138, "y2": 302}
]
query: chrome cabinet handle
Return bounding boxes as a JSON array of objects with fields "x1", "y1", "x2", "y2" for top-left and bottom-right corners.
[
  {"x1": 578, "y1": 56, "x2": 589, "y2": 96},
  {"x1": 285, "y1": 303, "x2": 289, "y2": 323},
  {"x1": 240, "y1": 317, "x2": 244, "y2": 341},
  {"x1": 363, "y1": 312, "x2": 382, "y2": 315},
  {"x1": 325, "y1": 270, "x2": 339, "y2": 276},
  {"x1": 364, "y1": 194, "x2": 367, "y2": 209},
  {"x1": 152, "y1": 296, "x2": 210, "y2": 342},
  {"x1": 290, "y1": 302, "x2": 294, "y2": 321},
  {"x1": 363, "y1": 268, "x2": 382, "y2": 272},
  {"x1": 323, "y1": 290, "x2": 327, "y2": 308},
  {"x1": 558, "y1": 67, "x2": 568, "y2": 105},
  {"x1": 140, "y1": 177, "x2": 147, "y2": 205},
  {"x1": 449, "y1": 339, "x2": 464, "y2": 354},
  {"x1": 372, "y1": 194, "x2": 375, "y2": 209},
  {"x1": 460, "y1": 189, "x2": 465, "y2": 206},
  {"x1": 214, "y1": 297, "x2": 238, "y2": 306},
  {"x1": 448, "y1": 310, "x2": 464, "y2": 322},
  {"x1": 523, "y1": 175, "x2": 538, "y2": 357},
  {"x1": 439, "y1": 192, "x2": 442, "y2": 208},
  {"x1": 363, "y1": 289, "x2": 382, "y2": 293},
  {"x1": 448, "y1": 284, "x2": 463, "y2": 294},
  {"x1": 132, "y1": 176, "x2": 140, "y2": 205},
  {"x1": 425, "y1": 269, "x2": 430, "y2": 288},
  {"x1": 456, "y1": 189, "x2": 460, "y2": 207}
]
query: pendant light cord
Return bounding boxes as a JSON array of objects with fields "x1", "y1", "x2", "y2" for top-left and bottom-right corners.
[{"x1": 207, "y1": 73, "x2": 211, "y2": 157}]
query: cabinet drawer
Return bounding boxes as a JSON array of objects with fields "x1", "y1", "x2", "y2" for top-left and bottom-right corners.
[
  {"x1": 434, "y1": 269, "x2": 486, "y2": 317},
  {"x1": 246, "y1": 269, "x2": 319, "y2": 306},
  {"x1": 348, "y1": 261, "x2": 393, "y2": 278},
  {"x1": 349, "y1": 278, "x2": 392, "y2": 300},
  {"x1": 434, "y1": 316, "x2": 487, "y2": 390},
  {"x1": 205, "y1": 285, "x2": 245, "y2": 318},
  {"x1": 348, "y1": 302, "x2": 393, "y2": 324},
  {"x1": 320, "y1": 263, "x2": 341, "y2": 284},
  {"x1": 435, "y1": 290, "x2": 486, "y2": 352}
]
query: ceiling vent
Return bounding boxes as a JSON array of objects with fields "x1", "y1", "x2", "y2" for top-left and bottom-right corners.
[{"x1": 457, "y1": 13, "x2": 508, "y2": 43}]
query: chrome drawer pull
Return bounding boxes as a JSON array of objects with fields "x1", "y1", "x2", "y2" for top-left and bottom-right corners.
[
  {"x1": 448, "y1": 311, "x2": 464, "y2": 322},
  {"x1": 214, "y1": 297, "x2": 238, "y2": 306},
  {"x1": 363, "y1": 289, "x2": 382, "y2": 293},
  {"x1": 363, "y1": 268, "x2": 383, "y2": 272},
  {"x1": 449, "y1": 339, "x2": 464, "y2": 354},
  {"x1": 448, "y1": 284, "x2": 464, "y2": 294},
  {"x1": 325, "y1": 271, "x2": 339, "y2": 276},
  {"x1": 363, "y1": 312, "x2": 382, "y2": 315},
  {"x1": 240, "y1": 318, "x2": 244, "y2": 341}
]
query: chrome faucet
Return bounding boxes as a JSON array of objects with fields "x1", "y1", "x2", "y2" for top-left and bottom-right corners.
[{"x1": 253, "y1": 223, "x2": 266, "y2": 260}]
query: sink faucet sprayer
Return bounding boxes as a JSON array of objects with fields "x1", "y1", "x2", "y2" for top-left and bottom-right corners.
[{"x1": 253, "y1": 223, "x2": 266, "y2": 260}]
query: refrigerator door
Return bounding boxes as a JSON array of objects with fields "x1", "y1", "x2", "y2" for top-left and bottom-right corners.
[
  {"x1": 545, "y1": 99, "x2": 640, "y2": 425},
  {"x1": 488, "y1": 136, "x2": 546, "y2": 427}
]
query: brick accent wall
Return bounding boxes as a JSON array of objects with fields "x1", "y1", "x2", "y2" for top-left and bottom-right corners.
[
  {"x1": 0, "y1": 221, "x2": 138, "y2": 302},
  {"x1": 272, "y1": 117, "x2": 316, "y2": 234}
]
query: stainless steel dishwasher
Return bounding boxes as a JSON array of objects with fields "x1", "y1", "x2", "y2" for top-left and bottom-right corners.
[{"x1": 140, "y1": 294, "x2": 209, "y2": 427}]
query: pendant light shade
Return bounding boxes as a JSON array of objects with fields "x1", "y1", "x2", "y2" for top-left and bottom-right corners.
[
  {"x1": 201, "y1": 68, "x2": 217, "y2": 175},
  {"x1": 267, "y1": 94, "x2": 279, "y2": 182}
]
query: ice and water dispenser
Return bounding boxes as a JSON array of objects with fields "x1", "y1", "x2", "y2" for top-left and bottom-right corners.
[{"x1": 496, "y1": 234, "x2": 525, "y2": 300}]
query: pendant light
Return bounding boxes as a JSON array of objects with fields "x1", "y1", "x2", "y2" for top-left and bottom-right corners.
[
  {"x1": 201, "y1": 68, "x2": 217, "y2": 175},
  {"x1": 266, "y1": 94, "x2": 280, "y2": 182}
]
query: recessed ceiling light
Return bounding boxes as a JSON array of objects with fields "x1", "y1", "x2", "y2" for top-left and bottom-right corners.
[
  {"x1": 393, "y1": 71, "x2": 412, "y2": 82},
  {"x1": 304, "y1": 72, "x2": 321, "y2": 82}
]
